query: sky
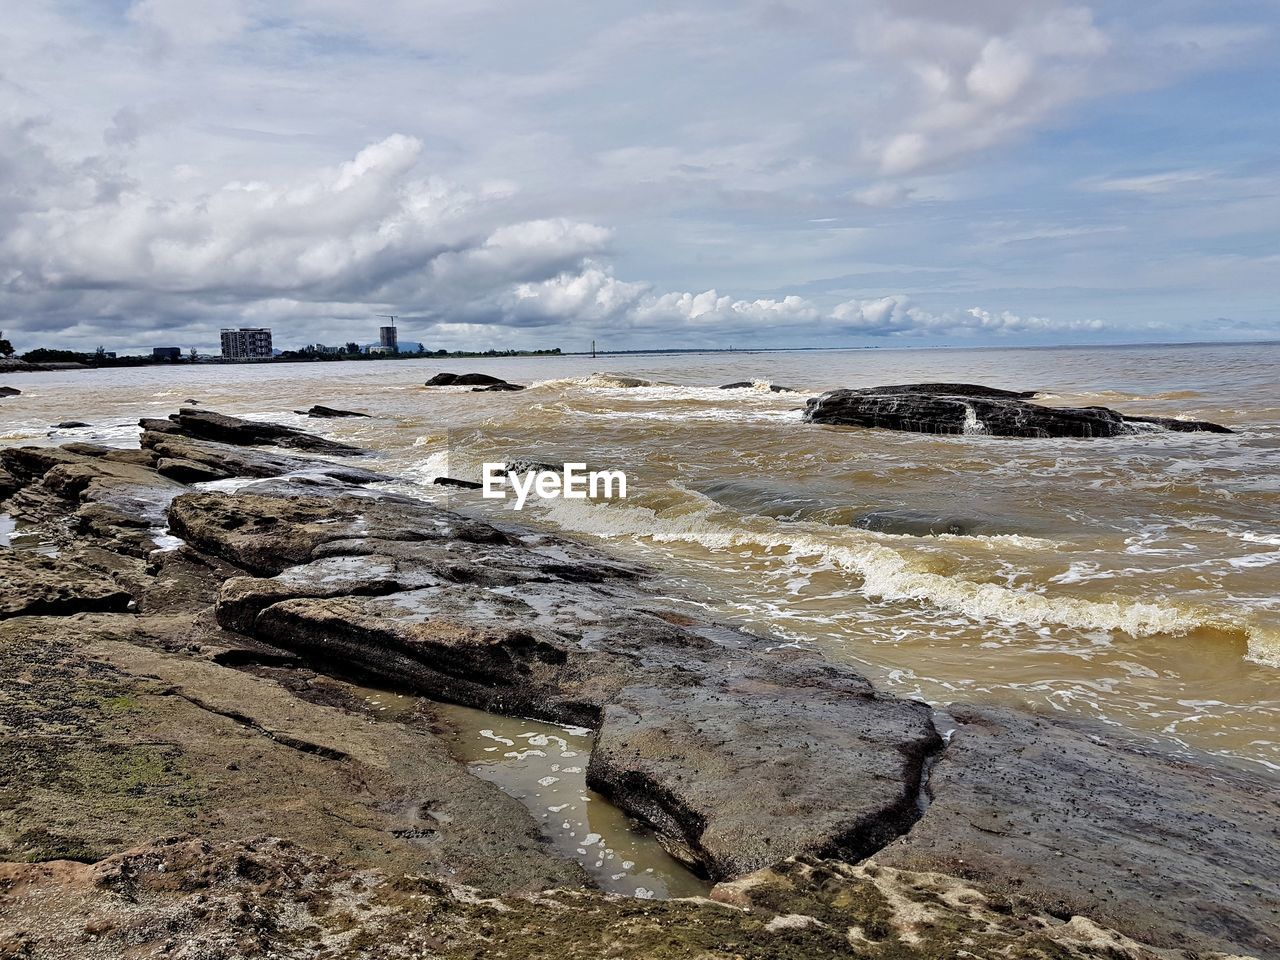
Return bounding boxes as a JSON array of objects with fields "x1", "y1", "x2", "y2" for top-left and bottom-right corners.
[{"x1": 1, "y1": 0, "x2": 1278, "y2": 354}]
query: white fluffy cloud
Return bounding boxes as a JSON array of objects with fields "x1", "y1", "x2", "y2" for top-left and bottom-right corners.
[
  {"x1": 505, "y1": 266, "x2": 1100, "y2": 340},
  {"x1": 855, "y1": 3, "x2": 1110, "y2": 174},
  {"x1": 0, "y1": 123, "x2": 1104, "y2": 349},
  {"x1": 0, "y1": 1, "x2": 1275, "y2": 350}
]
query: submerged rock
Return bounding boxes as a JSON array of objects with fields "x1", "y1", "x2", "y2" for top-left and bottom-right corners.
[
  {"x1": 0, "y1": 386, "x2": 20, "y2": 397},
  {"x1": 472, "y1": 381, "x2": 526, "y2": 391},
  {"x1": 719, "y1": 381, "x2": 797, "y2": 392},
  {"x1": 51, "y1": 420, "x2": 89, "y2": 429},
  {"x1": 805, "y1": 384, "x2": 1232, "y2": 438},
  {"x1": 296, "y1": 404, "x2": 371, "y2": 418},
  {"x1": 854, "y1": 509, "x2": 990, "y2": 537},
  {"x1": 433, "y1": 476, "x2": 484, "y2": 489}
]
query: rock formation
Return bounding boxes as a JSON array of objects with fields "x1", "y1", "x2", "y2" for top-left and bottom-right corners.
[
  {"x1": 295, "y1": 404, "x2": 371, "y2": 418},
  {"x1": 805, "y1": 383, "x2": 1232, "y2": 437},
  {"x1": 0, "y1": 406, "x2": 1273, "y2": 958}
]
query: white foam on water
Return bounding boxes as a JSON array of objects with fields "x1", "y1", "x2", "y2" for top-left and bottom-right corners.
[{"x1": 536, "y1": 495, "x2": 1254, "y2": 646}]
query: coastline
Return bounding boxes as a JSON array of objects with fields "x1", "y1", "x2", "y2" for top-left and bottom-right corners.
[{"x1": 1, "y1": 405, "x2": 1277, "y2": 958}]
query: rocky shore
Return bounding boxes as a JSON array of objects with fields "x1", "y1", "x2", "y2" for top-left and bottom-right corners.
[{"x1": 1, "y1": 408, "x2": 1276, "y2": 959}]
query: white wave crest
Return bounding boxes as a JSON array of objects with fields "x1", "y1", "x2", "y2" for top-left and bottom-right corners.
[{"x1": 537, "y1": 496, "x2": 1248, "y2": 644}]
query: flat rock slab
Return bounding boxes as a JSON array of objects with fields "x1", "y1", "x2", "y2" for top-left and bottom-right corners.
[
  {"x1": 170, "y1": 486, "x2": 941, "y2": 880},
  {"x1": 141, "y1": 431, "x2": 391, "y2": 485},
  {"x1": 805, "y1": 385, "x2": 1232, "y2": 437},
  {"x1": 157, "y1": 408, "x2": 366, "y2": 455},
  {"x1": 873, "y1": 703, "x2": 1280, "y2": 957},
  {"x1": 0, "y1": 552, "x2": 132, "y2": 618}
]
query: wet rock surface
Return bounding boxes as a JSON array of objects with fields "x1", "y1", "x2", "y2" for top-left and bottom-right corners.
[
  {"x1": 0, "y1": 405, "x2": 1275, "y2": 958},
  {"x1": 874, "y1": 704, "x2": 1280, "y2": 957},
  {"x1": 295, "y1": 404, "x2": 371, "y2": 418},
  {"x1": 425, "y1": 372, "x2": 518, "y2": 388},
  {"x1": 157, "y1": 408, "x2": 367, "y2": 454},
  {"x1": 185, "y1": 488, "x2": 940, "y2": 879},
  {"x1": 0, "y1": 386, "x2": 19, "y2": 397},
  {"x1": 805, "y1": 383, "x2": 1233, "y2": 437},
  {"x1": 719, "y1": 381, "x2": 796, "y2": 392}
]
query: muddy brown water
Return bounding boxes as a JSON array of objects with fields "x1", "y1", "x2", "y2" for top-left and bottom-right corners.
[{"x1": 2, "y1": 342, "x2": 1278, "y2": 777}]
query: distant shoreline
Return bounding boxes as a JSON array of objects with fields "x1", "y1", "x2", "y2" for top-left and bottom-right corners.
[{"x1": 2, "y1": 337, "x2": 1275, "y2": 375}]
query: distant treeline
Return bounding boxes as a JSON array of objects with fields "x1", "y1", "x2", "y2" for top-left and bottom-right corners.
[
  {"x1": 279, "y1": 345, "x2": 562, "y2": 360},
  {"x1": 12, "y1": 346, "x2": 562, "y2": 366}
]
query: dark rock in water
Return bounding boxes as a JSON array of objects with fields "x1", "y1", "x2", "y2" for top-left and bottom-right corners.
[
  {"x1": 472, "y1": 382, "x2": 525, "y2": 392},
  {"x1": 184, "y1": 398, "x2": 200, "y2": 404},
  {"x1": 719, "y1": 381, "x2": 796, "y2": 393},
  {"x1": 153, "y1": 408, "x2": 366, "y2": 455},
  {"x1": 875, "y1": 704, "x2": 1280, "y2": 958},
  {"x1": 425, "y1": 372, "x2": 507, "y2": 387},
  {"x1": 805, "y1": 386, "x2": 1232, "y2": 438},
  {"x1": 697, "y1": 478, "x2": 842, "y2": 522},
  {"x1": 433, "y1": 476, "x2": 483, "y2": 489},
  {"x1": 52, "y1": 420, "x2": 90, "y2": 429},
  {"x1": 0, "y1": 386, "x2": 20, "y2": 397},
  {"x1": 854, "y1": 509, "x2": 987, "y2": 537},
  {"x1": 296, "y1": 405, "x2": 371, "y2": 418},
  {"x1": 845, "y1": 382, "x2": 1039, "y2": 400}
]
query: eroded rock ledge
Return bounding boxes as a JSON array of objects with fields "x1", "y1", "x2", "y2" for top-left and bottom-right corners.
[
  {"x1": 174, "y1": 486, "x2": 941, "y2": 879},
  {"x1": 0, "y1": 406, "x2": 1275, "y2": 958}
]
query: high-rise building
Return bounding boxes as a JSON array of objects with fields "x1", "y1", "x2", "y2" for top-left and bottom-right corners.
[
  {"x1": 379, "y1": 325, "x2": 398, "y2": 353},
  {"x1": 220, "y1": 327, "x2": 273, "y2": 360}
]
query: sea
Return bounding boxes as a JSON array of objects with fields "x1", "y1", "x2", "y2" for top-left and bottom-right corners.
[{"x1": 3, "y1": 341, "x2": 1277, "y2": 774}]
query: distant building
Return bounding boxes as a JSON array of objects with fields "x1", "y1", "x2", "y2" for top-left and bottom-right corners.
[
  {"x1": 379, "y1": 325, "x2": 398, "y2": 353},
  {"x1": 220, "y1": 327, "x2": 273, "y2": 360},
  {"x1": 152, "y1": 346, "x2": 181, "y2": 361}
]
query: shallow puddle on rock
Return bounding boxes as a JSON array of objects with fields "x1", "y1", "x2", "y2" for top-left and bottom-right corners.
[
  {"x1": 347, "y1": 684, "x2": 710, "y2": 900},
  {"x1": 0, "y1": 512, "x2": 60, "y2": 555},
  {"x1": 430, "y1": 701, "x2": 711, "y2": 900}
]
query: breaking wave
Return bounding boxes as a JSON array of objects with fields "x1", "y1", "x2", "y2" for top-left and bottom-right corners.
[
  {"x1": 536, "y1": 495, "x2": 1267, "y2": 654},
  {"x1": 532, "y1": 373, "x2": 658, "y2": 389}
]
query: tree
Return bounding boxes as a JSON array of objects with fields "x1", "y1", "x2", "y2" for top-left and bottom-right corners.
[
  {"x1": 189, "y1": 347, "x2": 199, "y2": 361},
  {"x1": 344, "y1": 341, "x2": 361, "y2": 355},
  {"x1": 0, "y1": 338, "x2": 13, "y2": 358}
]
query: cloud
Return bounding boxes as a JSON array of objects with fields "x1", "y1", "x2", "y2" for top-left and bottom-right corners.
[
  {"x1": 0, "y1": 2, "x2": 1275, "y2": 350},
  {"x1": 1086, "y1": 170, "x2": 1215, "y2": 194},
  {"x1": 504, "y1": 267, "x2": 1105, "y2": 341},
  {"x1": 855, "y1": 3, "x2": 1111, "y2": 175}
]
